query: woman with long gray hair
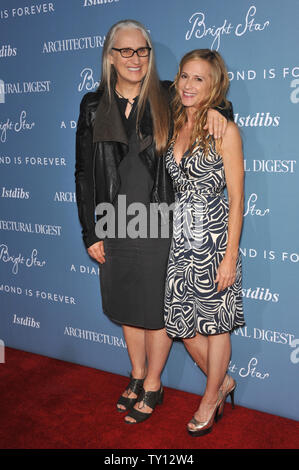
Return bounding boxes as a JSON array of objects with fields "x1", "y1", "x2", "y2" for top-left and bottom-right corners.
[{"x1": 75, "y1": 19, "x2": 230, "y2": 424}]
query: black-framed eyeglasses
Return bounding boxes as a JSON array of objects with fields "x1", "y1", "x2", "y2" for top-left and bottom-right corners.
[{"x1": 111, "y1": 47, "x2": 151, "y2": 58}]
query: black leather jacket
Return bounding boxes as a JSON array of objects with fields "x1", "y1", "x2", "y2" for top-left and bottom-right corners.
[{"x1": 75, "y1": 81, "x2": 174, "y2": 249}]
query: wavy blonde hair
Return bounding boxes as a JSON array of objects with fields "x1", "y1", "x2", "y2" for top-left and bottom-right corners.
[
  {"x1": 99, "y1": 19, "x2": 170, "y2": 154},
  {"x1": 171, "y1": 49, "x2": 230, "y2": 155}
]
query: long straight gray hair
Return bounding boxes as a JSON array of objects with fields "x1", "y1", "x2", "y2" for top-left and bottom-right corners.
[{"x1": 99, "y1": 19, "x2": 170, "y2": 154}]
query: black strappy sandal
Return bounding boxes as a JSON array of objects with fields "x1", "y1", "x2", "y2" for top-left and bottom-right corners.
[
  {"x1": 116, "y1": 375, "x2": 144, "y2": 412},
  {"x1": 124, "y1": 385, "x2": 164, "y2": 424}
]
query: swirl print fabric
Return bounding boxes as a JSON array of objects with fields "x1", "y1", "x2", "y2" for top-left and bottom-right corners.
[{"x1": 164, "y1": 141, "x2": 245, "y2": 338}]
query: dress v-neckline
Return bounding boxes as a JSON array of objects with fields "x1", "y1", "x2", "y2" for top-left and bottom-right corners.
[{"x1": 172, "y1": 141, "x2": 190, "y2": 166}]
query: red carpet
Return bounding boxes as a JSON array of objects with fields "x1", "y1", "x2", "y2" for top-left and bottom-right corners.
[{"x1": 0, "y1": 347, "x2": 298, "y2": 450}]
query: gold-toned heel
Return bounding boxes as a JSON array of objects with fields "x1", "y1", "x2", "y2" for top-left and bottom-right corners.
[
  {"x1": 187, "y1": 391, "x2": 223, "y2": 437},
  {"x1": 216, "y1": 376, "x2": 236, "y2": 422}
]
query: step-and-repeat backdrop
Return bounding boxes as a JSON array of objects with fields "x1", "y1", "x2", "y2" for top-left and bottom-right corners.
[{"x1": 0, "y1": 0, "x2": 298, "y2": 421}]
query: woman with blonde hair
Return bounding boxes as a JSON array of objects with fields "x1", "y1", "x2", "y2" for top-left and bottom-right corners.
[
  {"x1": 76, "y1": 21, "x2": 230, "y2": 425},
  {"x1": 164, "y1": 49, "x2": 245, "y2": 435}
]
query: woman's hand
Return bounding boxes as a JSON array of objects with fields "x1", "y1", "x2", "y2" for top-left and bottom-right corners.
[
  {"x1": 215, "y1": 254, "x2": 237, "y2": 292},
  {"x1": 205, "y1": 109, "x2": 228, "y2": 139},
  {"x1": 87, "y1": 241, "x2": 106, "y2": 264}
]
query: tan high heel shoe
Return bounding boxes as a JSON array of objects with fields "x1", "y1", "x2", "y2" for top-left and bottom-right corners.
[
  {"x1": 187, "y1": 391, "x2": 224, "y2": 437},
  {"x1": 216, "y1": 375, "x2": 236, "y2": 422}
]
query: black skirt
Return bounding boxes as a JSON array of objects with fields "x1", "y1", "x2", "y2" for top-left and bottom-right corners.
[{"x1": 100, "y1": 236, "x2": 171, "y2": 329}]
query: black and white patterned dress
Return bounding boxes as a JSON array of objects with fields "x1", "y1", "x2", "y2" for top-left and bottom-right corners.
[{"x1": 164, "y1": 140, "x2": 245, "y2": 338}]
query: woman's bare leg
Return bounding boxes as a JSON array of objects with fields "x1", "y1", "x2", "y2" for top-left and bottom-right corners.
[
  {"x1": 125, "y1": 327, "x2": 172, "y2": 422},
  {"x1": 183, "y1": 332, "x2": 233, "y2": 392},
  {"x1": 186, "y1": 332, "x2": 231, "y2": 429},
  {"x1": 183, "y1": 333, "x2": 209, "y2": 373},
  {"x1": 144, "y1": 327, "x2": 173, "y2": 390}
]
